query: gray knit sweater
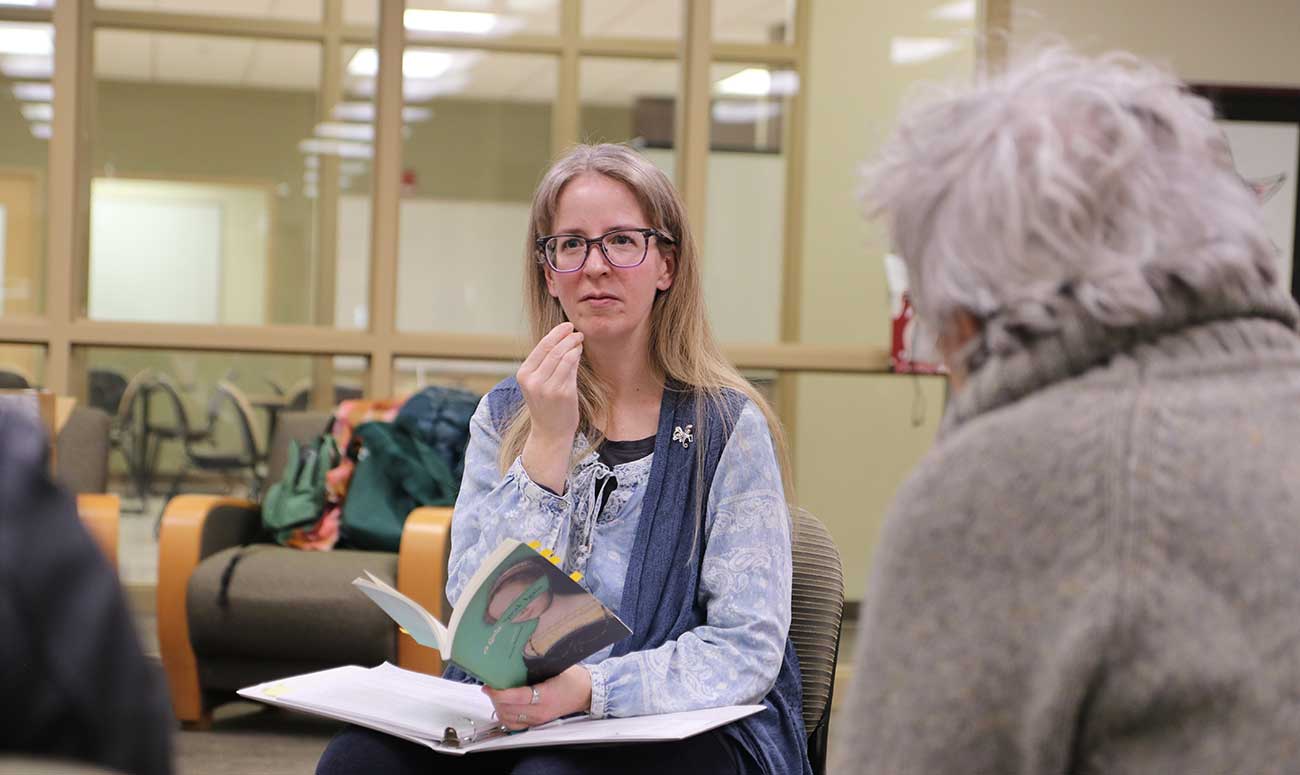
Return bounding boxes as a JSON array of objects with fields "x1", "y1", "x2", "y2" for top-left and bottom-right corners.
[{"x1": 834, "y1": 282, "x2": 1300, "y2": 774}]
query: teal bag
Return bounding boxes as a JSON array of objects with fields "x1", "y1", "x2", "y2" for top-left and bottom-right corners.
[
  {"x1": 339, "y1": 421, "x2": 458, "y2": 552},
  {"x1": 261, "y1": 433, "x2": 339, "y2": 544}
]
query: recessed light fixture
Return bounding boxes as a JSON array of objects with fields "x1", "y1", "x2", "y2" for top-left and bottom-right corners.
[
  {"x1": 890, "y1": 36, "x2": 959, "y2": 65},
  {"x1": 314, "y1": 121, "x2": 374, "y2": 142},
  {"x1": 331, "y1": 101, "x2": 433, "y2": 123},
  {"x1": 298, "y1": 137, "x2": 373, "y2": 160},
  {"x1": 0, "y1": 23, "x2": 51, "y2": 56},
  {"x1": 20, "y1": 101, "x2": 51, "y2": 122},
  {"x1": 403, "y1": 9, "x2": 498, "y2": 35},
  {"x1": 11, "y1": 81, "x2": 51, "y2": 101},
  {"x1": 714, "y1": 68, "x2": 798, "y2": 97},
  {"x1": 0, "y1": 54, "x2": 52, "y2": 78},
  {"x1": 347, "y1": 48, "x2": 454, "y2": 80},
  {"x1": 928, "y1": 0, "x2": 975, "y2": 21}
]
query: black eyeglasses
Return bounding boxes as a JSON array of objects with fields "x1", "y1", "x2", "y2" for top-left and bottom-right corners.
[{"x1": 536, "y1": 228, "x2": 674, "y2": 273}]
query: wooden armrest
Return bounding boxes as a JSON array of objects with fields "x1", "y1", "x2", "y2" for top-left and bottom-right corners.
[
  {"x1": 76, "y1": 494, "x2": 119, "y2": 569},
  {"x1": 396, "y1": 506, "x2": 454, "y2": 676},
  {"x1": 156, "y1": 495, "x2": 257, "y2": 727}
]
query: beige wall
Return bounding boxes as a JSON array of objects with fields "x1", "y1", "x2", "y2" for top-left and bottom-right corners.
[
  {"x1": 1013, "y1": 0, "x2": 1300, "y2": 86},
  {"x1": 796, "y1": 2, "x2": 975, "y2": 600}
]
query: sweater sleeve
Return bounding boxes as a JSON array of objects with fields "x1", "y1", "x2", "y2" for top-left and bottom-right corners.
[
  {"x1": 446, "y1": 396, "x2": 574, "y2": 606},
  {"x1": 829, "y1": 410, "x2": 1122, "y2": 775},
  {"x1": 585, "y1": 401, "x2": 792, "y2": 718}
]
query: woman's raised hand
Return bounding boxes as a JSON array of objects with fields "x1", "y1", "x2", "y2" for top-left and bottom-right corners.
[{"x1": 518, "y1": 322, "x2": 584, "y2": 493}]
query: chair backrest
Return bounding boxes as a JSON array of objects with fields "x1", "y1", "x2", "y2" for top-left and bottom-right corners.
[
  {"x1": 214, "y1": 380, "x2": 264, "y2": 463},
  {"x1": 115, "y1": 369, "x2": 155, "y2": 427},
  {"x1": 55, "y1": 406, "x2": 112, "y2": 494},
  {"x1": 0, "y1": 367, "x2": 31, "y2": 389},
  {"x1": 266, "y1": 410, "x2": 332, "y2": 483},
  {"x1": 788, "y1": 508, "x2": 845, "y2": 771},
  {"x1": 87, "y1": 368, "x2": 129, "y2": 415},
  {"x1": 148, "y1": 375, "x2": 196, "y2": 440}
]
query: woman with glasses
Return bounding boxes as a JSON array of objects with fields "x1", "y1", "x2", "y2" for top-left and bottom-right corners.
[{"x1": 317, "y1": 144, "x2": 809, "y2": 775}]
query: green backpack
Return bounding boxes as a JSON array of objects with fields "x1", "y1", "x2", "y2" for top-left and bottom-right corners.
[
  {"x1": 338, "y1": 421, "x2": 458, "y2": 552},
  {"x1": 261, "y1": 433, "x2": 339, "y2": 544}
]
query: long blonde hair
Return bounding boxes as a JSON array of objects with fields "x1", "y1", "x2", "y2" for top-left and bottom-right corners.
[{"x1": 498, "y1": 143, "x2": 793, "y2": 506}]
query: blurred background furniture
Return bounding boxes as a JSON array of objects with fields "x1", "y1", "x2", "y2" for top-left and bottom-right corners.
[
  {"x1": 0, "y1": 366, "x2": 32, "y2": 389},
  {"x1": 53, "y1": 403, "x2": 120, "y2": 568},
  {"x1": 790, "y1": 509, "x2": 846, "y2": 775},
  {"x1": 156, "y1": 410, "x2": 452, "y2": 728},
  {"x1": 149, "y1": 377, "x2": 266, "y2": 533}
]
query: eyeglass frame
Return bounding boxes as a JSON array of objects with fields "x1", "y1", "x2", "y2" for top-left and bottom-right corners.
[{"x1": 535, "y1": 227, "x2": 675, "y2": 273}]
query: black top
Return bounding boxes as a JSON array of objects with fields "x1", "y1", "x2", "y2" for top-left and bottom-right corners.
[
  {"x1": 597, "y1": 434, "x2": 656, "y2": 468},
  {"x1": 594, "y1": 434, "x2": 656, "y2": 516}
]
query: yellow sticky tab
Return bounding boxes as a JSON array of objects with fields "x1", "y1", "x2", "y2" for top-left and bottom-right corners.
[
  {"x1": 548, "y1": 554, "x2": 561, "y2": 565},
  {"x1": 539, "y1": 548, "x2": 553, "y2": 558},
  {"x1": 527, "y1": 540, "x2": 541, "y2": 549},
  {"x1": 262, "y1": 683, "x2": 290, "y2": 698},
  {"x1": 569, "y1": 571, "x2": 583, "y2": 583}
]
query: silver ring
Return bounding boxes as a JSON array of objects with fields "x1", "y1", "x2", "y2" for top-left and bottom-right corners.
[
  {"x1": 530, "y1": 686, "x2": 541, "y2": 705},
  {"x1": 517, "y1": 712, "x2": 527, "y2": 723}
]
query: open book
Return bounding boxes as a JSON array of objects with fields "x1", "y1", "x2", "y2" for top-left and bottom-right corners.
[
  {"x1": 238, "y1": 662, "x2": 763, "y2": 755},
  {"x1": 352, "y1": 539, "x2": 631, "y2": 689}
]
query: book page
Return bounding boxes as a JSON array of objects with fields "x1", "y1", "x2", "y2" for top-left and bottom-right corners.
[
  {"x1": 238, "y1": 663, "x2": 494, "y2": 745},
  {"x1": 465, "y1": 705, "x2": 765, "y2": 753},
  {"x1": 352, "y1": 572, "x2": 449, "y2": 657}
]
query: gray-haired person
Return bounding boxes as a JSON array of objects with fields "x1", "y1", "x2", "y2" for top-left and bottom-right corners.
[{"x1": 834, "y1": 47, "x2": 1300, "y2": 774}]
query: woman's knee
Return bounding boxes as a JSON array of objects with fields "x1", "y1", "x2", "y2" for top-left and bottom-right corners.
[{"x1": 315, "y1": 725, "x2": 433, "y2": 775}]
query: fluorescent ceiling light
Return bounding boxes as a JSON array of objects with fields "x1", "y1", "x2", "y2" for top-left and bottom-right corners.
[
  {"x1": 347, "y1": 48, "x2": 454, "y2": 79},
  {"x1": 929, "y1": 1, "x2": 975, "y2": 21},
  {"x1": 29, "y1": 121, "x2": 49, "y2": 139},
  {"x1": 714, "y1": 68, "x2": 798, "y2": 97},
  {"x1": 298, "y1": 137, "x2": 373, "y2": 160},
  {"x1": 0, "y1": 23, "x2": 52, "y2": 56},
  {"x1": 304, "y1": 155, "x2": 319, "y2": 169},
  {"x1": 1, "y1": 54, "x2": 51, "y2": 78},
  {"x1": 0, "y1": 1, "x2": 43, "y2": 7},
  {"x1": 332, "y1": 101, "x2": 433, "y2": 123},
  {"x1": 315, "y1": 121, "x2": 374, "y2": 142},
  {"x1": 712, "y1": 101, "x2": 782, "y2": 124},
  {"x1": 404, "y1": 9, "x2": 498, "y2": 35},
  {"x1": 11, "y1": 81, "x2": 51, "y2": 101},
  {"x1": 890, "y1": 36, "x2": 959, "y2": 65},
  {"x1": 20, "y1": 101, "x2": 50, "y2": 121}
]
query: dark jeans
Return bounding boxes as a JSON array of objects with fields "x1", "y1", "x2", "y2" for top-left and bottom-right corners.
[{"x1": 316, "y1": 723, "x2": 753, "y2": 775}]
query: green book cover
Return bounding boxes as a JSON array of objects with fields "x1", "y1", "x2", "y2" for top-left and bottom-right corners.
[{"x1": 353, "y1": 540, "x2": 631, "y2": 689}]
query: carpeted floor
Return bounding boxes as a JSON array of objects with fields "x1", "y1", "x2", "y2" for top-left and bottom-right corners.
[{"x1": 174, "y1": 702, "x2": 341, "y2": 775}]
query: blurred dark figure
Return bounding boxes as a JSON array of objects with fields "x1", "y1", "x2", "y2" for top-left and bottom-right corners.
[{"x1": 0, "y1": 401, "x2": 174, "y2": 775}]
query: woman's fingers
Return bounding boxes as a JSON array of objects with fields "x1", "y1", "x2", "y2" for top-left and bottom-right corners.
[
  {"x1": 518, "y1": 322, "x2": 574, "y2": 375},
  {"x1": 530, "y1": 332, "x2": 583, "y2": 386}
]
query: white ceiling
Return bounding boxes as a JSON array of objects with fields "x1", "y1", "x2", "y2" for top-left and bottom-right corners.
[{"x1": 85, "y1": 1, "x2": 783, "y2": 103}]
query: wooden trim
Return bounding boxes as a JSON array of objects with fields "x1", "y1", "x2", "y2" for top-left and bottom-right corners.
[
  {"x1": 978, "y1": 0, "x2": 1013, "y2": 76},
  {"x1": 45, "y1": 0, "x2": 93, "y2": 395},
  {"x1": 396, "y1": 506, "x2": 454, "y2": 676},
  {"x1": 366, "y1": 0, "x2": 403, "y2": 397},
  {"x1": 0, "y1": 317, "x2": 894, "y2": 373},
  {"x1": 76, "y1": 493, "x2": 119, "y2": 569},
  {"x1": 551, "y1": 0, "x2": 579, "y2": 156},
  {"x1": 311, "y1": 0, "x2": 344, "y2": 404},
  {"x1": 406, "y1": 31, "x2": 564, "y2": 56},
  {"x1": 0, "y1": 6, "x2": 51, "y2": 23},
  {"x1": 156, "y1": 494, "x2": 257, "y2": 728},
  {"x1": 94, "y1": 9, "x2": 327, "y2": 42},
  {"x1": 776, "y1": 0, "x2": 812, "y2": 443},
  {"x1": 676, "y1": 0, "x2": 711, "y2": 244}
]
